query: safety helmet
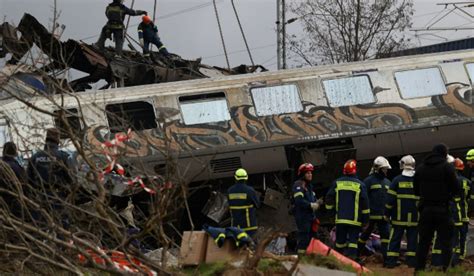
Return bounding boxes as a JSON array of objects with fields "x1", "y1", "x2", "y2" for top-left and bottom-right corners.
[
  {"x1": 343, "y1": 159, "x2": 357, "y2": 175},
  {"x1": 399, "y1": 155, "x2": 415, "y2": 170},
  {"x1": 373, "y1": 156, "x2": 392, "y2": 170},
  {"x1": 297, "y1": 163, "x2": 314, "y2": 176},
  {"x1": 467, "y1": 149, "x2": 474, "y2": 161},
  {"x1": 454, "y1": 158, "x2": 465, "y2": 171},
  {"x1": 142, "y1": 15, "x2": 152, "y2": 24},
  {"x1": 234, "y1": 168, "x2": 248, "y2": 181},
  {"x1": 447, "y1": 154, "x2": 455, "y2": 164}
]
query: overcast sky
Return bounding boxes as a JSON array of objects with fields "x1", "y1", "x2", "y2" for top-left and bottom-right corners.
[{"x1": 1, "y1": 0, "x2": 473, "y2": 71}]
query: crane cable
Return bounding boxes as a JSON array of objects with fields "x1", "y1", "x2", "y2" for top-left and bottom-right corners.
[
  {"x1": 213, "y1": 0, "x2": 230, "y2": 70},
  {"x1": 231, "y1": 0, "x2": 254, "y2": 66}
]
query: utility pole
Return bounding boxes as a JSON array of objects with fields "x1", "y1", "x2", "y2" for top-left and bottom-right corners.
[
  {"x1": 282, "y1": 0, "x2": 287, "y2": 69},
  {"x1": 276, "y1": 0, "x2": 281, "y2": 70}
]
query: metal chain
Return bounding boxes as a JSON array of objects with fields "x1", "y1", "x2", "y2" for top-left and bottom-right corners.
[
  {"x1": 213, "y1": 0, "x2": 230, "y2": 70},
  {"x1": 231, "y1": 0, "x2": 254, "y2": 66}
]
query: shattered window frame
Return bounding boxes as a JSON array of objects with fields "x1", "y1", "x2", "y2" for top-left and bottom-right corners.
[
  {"x1": 178, "y1": 92, "x2": 231, "y2": 125},
  {"x1": 250, "y1": 83, "x2": 304, "y2": 116},
  {"x1": 105, "y1": 100, "x2": 158, "y2": 133},
  {"x1": 322, "y1": 75, "x2": 375, "y2": 107},
  {"x1": 53, "y1": 108, "x2": 83, "y2": 139},
  {"x1": 465, "y1": 63, "x2": 474, "y2": 85},
  {"x1": 394, "y1": 67, "x2": 447, "y2": 99}
]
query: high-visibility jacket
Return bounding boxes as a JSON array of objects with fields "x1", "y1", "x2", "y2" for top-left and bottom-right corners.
[
  {"x1": 227, "y1": 181, "x2": 260, "y2": 232},
  {"x1": 385, "y1": 174, "x2": 419, "y2": 226},
  {"x1": 292, "y1": 180, "x2": 316, "y2": 221},
  {"x1": 458, "y1": 173, "x2": 473, "y2": 223},
  {"x1": 325, "y1": 176, "x2": 370, "y2": 227},
  {"x1": 363, "y1": 172, "x2": 391, "y2": 220},
  {"x1": 105, "y1": 3, "x2": 142, "y2": 29}
]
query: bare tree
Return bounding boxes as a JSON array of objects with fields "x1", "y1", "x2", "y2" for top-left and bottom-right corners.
[{"x1": 289, "y1": 0, "x2": 414, "y2": 65}]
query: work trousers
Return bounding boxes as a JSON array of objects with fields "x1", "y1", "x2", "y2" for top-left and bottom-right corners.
[
  {"x1": 96, "y1": 26, "x2": 124, "y2": 55},
  {"x1": 143, "y1": 35, "x2": 169, "y2": 56},
  {"x1": 415, "y1": 205, "x2": 454, "y2": 272},
  {"x1": 295, "y1": 216, "x2": 312, "y2": 254},
  {"x1": 335, "y1": 224, "x2": 360, "y2": 259},
  {"x1": 358, "y1": 219, "x2": 390, "y2": 258},
  {"x1": 460, "y1": 222, "x2": 468, "y2": 260},
  {"x1": 432, "y1": 226, "x2": 461, "y2": 267},
  {"x1": 386, "y1": 226, "x2": 417, "y2": 267}
]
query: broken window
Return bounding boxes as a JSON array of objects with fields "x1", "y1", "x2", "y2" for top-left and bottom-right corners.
[
  {"x1": 0, "y1": 119, "x2": 10, "y2": 146},
  {"x1": 251, "y1": 84, "x2": 303, "y2": 116},
  {"x1": 466, "y1": 63, "x2": 474, "y2": 85},
  {"x1": 395, "y1": 67, "x2": 447, "y2": 99},
  {"x1": 106, "y1": 101, "x2": 157, "y2": 133},
  {"x1": 322, "y1": 75, "x2": 375, "y2": 107},
  {"x1": 54, "y1": 108, "x2": 82, "y2": 139},
  {"x1": 179, "y1": 92, "x2": 230, "y2": 125}
]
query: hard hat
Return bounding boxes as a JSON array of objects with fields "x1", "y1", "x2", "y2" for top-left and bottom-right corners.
[
  {"x1": 447, "y1": 154, "x2": 455, "y2": 164},
  {"x1": 343, "y1": 159, "x2": 357, "y2": 175},
  {"x1": 297, "y1": 163, "x2": 314, "y2": 176},
  {"x1": 454, "y1": 158, "x2": 465, "y2": 171},
  {"x1": 467, "y1": 149, "x2": 474, "y2": 161},
  {"x1": 234, "y1": 168, "x2": 248, "y2": 181},
  {"x1": 373, "y1": 156, "x2": 392, "y2": 169},
  {"x1": 142, "y1": 15, "x2": 152, "y2": 24},
  {"x1": 399, "y1": 155, "x2": 415, "y2": 170}
]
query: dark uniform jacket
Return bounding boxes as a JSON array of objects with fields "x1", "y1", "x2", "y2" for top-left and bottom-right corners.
[
  {"x1": 2, "y1": 156, "x2": 27, "y2": 183},
  {"x1": 414, "y1": 153, "x2": 460, "y2": 207},
  {"x1": 457, "y1": 173, "x2": 473, "y2": 223},
  {"x1": 227, "y1": 181, "x2": 260, "y2": 232},
  {"x1": 325, "y1": 175, "x2": 370, "y2": 226},
  {"x1": 106, "y1": 2, "x2": 142, "y2": 29},
  {"x1": 385, "y1": 174, "x2": 419, "y2": 226},
  {"x1": 138, "y1": 22, "x2": 158, "y2": 41},
  {"x1": 363, "y1": 172, "x2": 391, "y2": 220},
  {"x1": 292, "y1": 179, "x2": 316, "y2": 221},
  {"x1": 27, "y1": 142, "x2": 73, "y2": 191}
]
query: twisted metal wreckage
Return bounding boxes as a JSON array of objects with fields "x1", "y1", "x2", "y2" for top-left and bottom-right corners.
[{"x1": 0, "y1": 13, "x2": 266, "y2": 91}]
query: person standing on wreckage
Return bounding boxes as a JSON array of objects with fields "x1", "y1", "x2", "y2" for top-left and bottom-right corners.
[
  {"x1": 94, "y1": 0, "x2": 147, "y2": 57},
  {"x1": 138, "y1": 15, "x2": 170, "y2": 58}
]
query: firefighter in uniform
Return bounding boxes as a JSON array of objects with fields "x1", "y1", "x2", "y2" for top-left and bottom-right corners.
[
  {"x1": 227, "y1": 168, "x2": 260, "y2": 237},
  {"x1": 414, "y1": 144, "x2": 461, "y2": 272},
  {"x1": 358, "y1": 156, "x2": 391, "y2": 259},
  {"x1": 467, "y1": 149, "x2": 474, "y2": 181},
  {"x1": 292, "y1": 163, "x2": 321, "y2": 254},
  {"x1": 95, "y1": 0, "x2": 147, "y2": 56},
  {"x1": 325, "y1": 159, "x2": 370, "y2": 259},
  {"x1": 384, "y1": 155, "x2": 418, "y2": 268},
  {"x1": 455, "y1": 158, "x2": 472, "y2": 262},
  {"x1": 138, "y1": 15, "x2": 170, "y2": 57}
]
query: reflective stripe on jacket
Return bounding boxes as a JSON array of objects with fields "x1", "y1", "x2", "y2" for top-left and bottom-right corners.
[
  {"x1": 363, "y1": 172, "x2": 390, "y2": 220},
  {"x1": 227, "y1": 181, "x2": 260, "y2": 232},
  {"x1": 292, "y1": 180, "x2": 316, "y2": 220},
  {"x1": 385, "y1": 174, "x2": 419, "y2": 226},
  {"x1": 325, "y1": 176, "x2": 369, "y2": 226},
  {"x1": 458, "y1": 174, "x2": 473, "y2": 223}
]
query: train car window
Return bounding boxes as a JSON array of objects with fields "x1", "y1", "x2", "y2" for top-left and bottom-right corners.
[
  {"x1": 466, "y1": 63, "x2": 474, "y2": 84},
  {"x1": 179, "y1": 92, "x2": 230, "y2": 125},
  {"x1": 53, "y1": 108, "x2": 82, "y2": 139},
  {"x1": 0, "y1": 119, "x2": 10, "y2": 146},
  {"x1": 394, "y1": 67, "x2": 446, "y2": 99},
  {"x1": 251, "y1": 84, "x2": 303, "y2": 116},
  {"x1": 106, "y1": 101, "x2": 157, "y2": 133},
  {"x1": 322, "y1": 75, "x2": 374, "y2": 107}
]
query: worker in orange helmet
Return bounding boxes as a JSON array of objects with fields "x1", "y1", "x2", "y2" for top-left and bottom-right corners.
[
  {"x1": 137, "y1": 15, "x2": 170, "y2": 57},
  {"x1": 291, "y1": 163, "x2": 322, "y2": 254},
  {"x1": 325, "y1": 159, "x2": 370, "y2": 260}
]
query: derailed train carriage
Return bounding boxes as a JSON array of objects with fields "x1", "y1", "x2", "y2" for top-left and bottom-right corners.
[{"x1": 1, "y1": 49, "x2": 473, "y2": 231}]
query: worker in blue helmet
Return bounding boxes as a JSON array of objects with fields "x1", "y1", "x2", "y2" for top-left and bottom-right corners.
[{"x1": 227, "y1": 168, "x2": 260, "y2": 237}]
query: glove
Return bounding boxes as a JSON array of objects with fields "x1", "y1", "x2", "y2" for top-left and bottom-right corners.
[
  {"x1": 316, "y1": 198, "x2": 324, "y2": 205},
  {"x1": 140, "y1": 10, "x2": 148, "y2": 15},
  {"x1": 139, "y1": 38, "x2": 144, "y2": 48},
  {"x1": 310, "y1": 202, "x2": 320, "y2": 211},
  {"x1": 383, "y1": 215, "x2": 390, "y2": 222}
]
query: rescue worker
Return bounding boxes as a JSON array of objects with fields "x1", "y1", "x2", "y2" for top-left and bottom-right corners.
[
  {"x1": 325, "y1": 159, "x2": 370, "y2": 259},
  {"x1": 384, "y1": 155, "x2": 418, "y2": 268},
  {"x1": 454, "y1": 158, "x2": 473, "y2": 262},
  {"x1": 432, "y1": 155, "x2": 463, "y2": 267},
  {"x1": 358, "y1": 156, "x2": 391, "y2": 259},
  {"x1": 414, "y1": 144, "x2": 461, "y2": 272},
  {"x1": 138, "y1": 15, "x2": 170, "y2": 57},
  {"x1": 292, "y1": 163, "x2": 321, "y2": 254},
  {"x1": 2, "y1": 141, "x2": 27, "y2": 183},
  {"x1": 467, "y1": 149, "x2": 474, "y2": 181},
  {"x1": 95, "y1": 0, "x2": 147, "y2": 56},
  {"x1": 227, "y1": 168, "x2": 260, "y2": 237}
]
